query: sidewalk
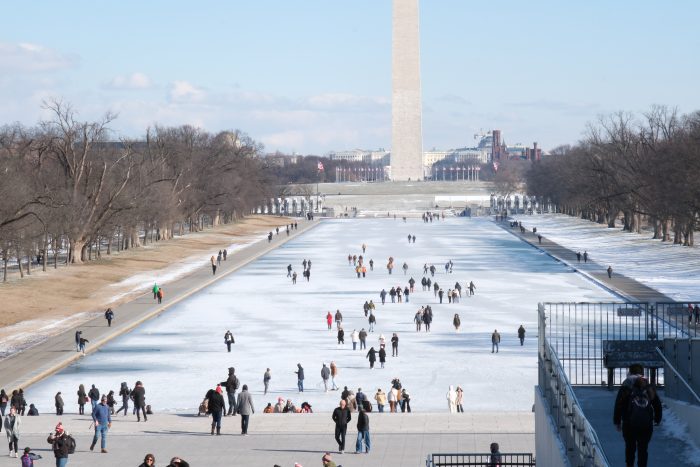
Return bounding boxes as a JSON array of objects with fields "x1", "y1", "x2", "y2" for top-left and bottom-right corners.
[
  {"x1": 13, "y1": 412, "x2": 535, "y2": 467},
  {"x1": 0, "y1": 218, "x2": 319, "y2": 393},
  {"x1": 498, "y1": 219, "x2": 673, "y2": 303}
]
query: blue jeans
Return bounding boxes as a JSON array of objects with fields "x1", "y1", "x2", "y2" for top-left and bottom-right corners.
[
  {"x1": 356, "y1": 430, "x2": 371, "y2": 453},
  {"x1": 55, "y1": 457, "x2": 68, "y2": 467},
  {"x1": 241, "y1": 414, "x2": 250, "y2": 434},
  {"x1": 211, "y1": 410, "x2": 222, "y2": 429},
  {"x1": 93, "y1": 423, "x2": 108, "y2": 449},
  {"x1": 91, "y1": 400, "x2": 98, "y2": 411},
  {"x1": 298, "y1": 380, "x2": 304, "y2": 392},
  {"x1": 377, "y1": 404, "x2": 384, "y2": 413},
  {"x1": 227, "y1": 392, "x2": 236, "y2": 415}
]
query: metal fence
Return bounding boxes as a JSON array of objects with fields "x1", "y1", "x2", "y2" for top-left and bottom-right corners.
[
  {"x1": 654, "y1": 302, "x2": 700, "y2": 338},
  {"x1": 541, "y1": 302, "x2": 697, "y2": 386},
  {"x1": 425, "y1": 453, "x2": 535, "y2": 467}
]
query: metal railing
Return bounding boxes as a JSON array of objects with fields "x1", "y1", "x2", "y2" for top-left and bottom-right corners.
[
  {"x1": 538, "y1": 303, "x2": 611, "y2": 467},
  {"x1": 654, "y1": 302, "x2": 700, "y2": 338},
  {"x1": 657, "y1": 343, "x2": 700, "y2": 405},
  {"x1": 426, "y1": 453, "x2": 535, "y2": 467}
]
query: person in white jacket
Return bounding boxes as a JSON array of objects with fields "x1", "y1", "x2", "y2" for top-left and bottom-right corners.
[
  {"x1": 351, "y1": 330, "x2": 359, "y2": 351},
  {"x1": 447, "y1": 385, "x2": 457, "y2": 413}
]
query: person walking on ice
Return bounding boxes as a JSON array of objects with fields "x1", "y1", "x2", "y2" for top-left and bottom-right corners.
[
  {"x1": 330, "y1": 361, "x2": 339, "y2": 390},
  {"x1": 607, "y1": 265, "x2": 613, "y2": 278},
  {"x1": 263, "y1": 368, "x2": 271, "y2": 395},
  {"x1": 447, "y1": 385, "x2": 457, "y2": 413},
  {"x1": 321, "y1": 363, "x2": 331, "y2": 392},
  {"x1": 518, "y1": 325, "x2": 526, "y2": 345},
  {"x1": 491, "y1": 329, "x2": 501, "y2": 353},
  {"x1": 468, "y1": 281, "x2": 476, "y2": 296},
  {"x1": 295, "y1": 364, "x2": 305, "y2": 392},
  {"x1": 224, "y1": 330, "x2": 235, "y2": 352},
  {"x1": 326, "y1": 312, "x2": 333, "y2": 330},
  {"x1": 453, "y1": 313, "x2": 461, "y2": 332},
  {"x1": 366, "y1": 347, "x2": 377, "y2": 369}
]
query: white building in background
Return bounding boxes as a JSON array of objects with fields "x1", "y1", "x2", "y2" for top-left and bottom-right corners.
[
  {"x1": 327, "y1": 149, "x2": 367, "y2": 162},
  {"x1": 327, "y1": 149, "x2": 390, "y2": 165}
]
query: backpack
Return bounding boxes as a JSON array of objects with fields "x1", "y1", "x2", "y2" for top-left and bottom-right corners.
[
  {"x1": 21, "y1": 454, "x2": 34, "y2": 467},
  {"x1": 65, "y1": 434, "x2": 77, "y2": 454},
  {"x1": 627, "y1": 385, "x2": 654, "y2": 427}
]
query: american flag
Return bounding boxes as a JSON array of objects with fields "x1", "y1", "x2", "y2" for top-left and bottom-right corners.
[{"x1": 317, "y1": 161, "x2": 324, "y2": 172}]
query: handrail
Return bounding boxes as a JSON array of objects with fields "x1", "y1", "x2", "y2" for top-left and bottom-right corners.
[
  {"x1": 656, "y1": 347, "x2": 700, "y2": 404},
  {"x1": 546, "y1": 341, "x2": 612, "y2": 466}
]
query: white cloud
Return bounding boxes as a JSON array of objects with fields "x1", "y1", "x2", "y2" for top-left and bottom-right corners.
[
  {"x1": 169, "y1": 80, "x2": 206, "y2": 102},
  {"x1": 306, "y1": 93, "x2": 389, "y2": 112},
  {"x1": 105, "y1": 72, "x2": 152, "y2": 90},
  {"x1": 0, "y1": 42, "x2": 78, "y2": 72}
]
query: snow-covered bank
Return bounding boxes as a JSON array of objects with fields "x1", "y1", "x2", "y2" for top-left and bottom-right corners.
[{"x1": 513, "y1": 214, "x2": 700, "y2": 301}]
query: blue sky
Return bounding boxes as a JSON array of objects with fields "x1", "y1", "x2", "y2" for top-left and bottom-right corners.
[{"x1": 2, "y1": 0, "x2": 699, "y2": 154}]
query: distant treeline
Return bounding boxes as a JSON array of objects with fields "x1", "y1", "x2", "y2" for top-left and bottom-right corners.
[
  {"x1": 525, "y1": 107, "x2": 699, "y2": 246},
  {"x1": 0, "y1": 100, "x2": 274, "y2": 279}
]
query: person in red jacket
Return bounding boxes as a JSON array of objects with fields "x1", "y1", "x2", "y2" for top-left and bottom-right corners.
[{"x1": 326, "y1": 312, "x2": 333, "y2": 330}]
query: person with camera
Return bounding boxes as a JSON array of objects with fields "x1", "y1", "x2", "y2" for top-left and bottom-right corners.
[{"x1": 47, "y1": 422, "x2": 72, "y2": 466}]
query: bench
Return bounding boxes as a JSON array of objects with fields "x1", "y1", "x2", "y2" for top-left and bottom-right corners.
[{"x1": 602, "y1": 340, "x2": 664, "y2": 389}]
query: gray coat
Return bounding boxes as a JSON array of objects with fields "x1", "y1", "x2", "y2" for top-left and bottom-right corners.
[
  {"x1": 237, "y1": 390, "x2": 255, "y2": 416},
  {"x1": 4, "y1": 414, "x2": 21, "y2": 441}
]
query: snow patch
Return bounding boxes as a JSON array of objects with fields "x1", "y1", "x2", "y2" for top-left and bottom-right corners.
[{"x1": 661, "y1": 406, "x2": 700, "y2": 465}]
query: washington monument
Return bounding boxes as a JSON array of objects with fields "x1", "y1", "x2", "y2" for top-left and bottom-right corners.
[{"x1": 391, "y1": 0, "x2": 423, "y2": 181}]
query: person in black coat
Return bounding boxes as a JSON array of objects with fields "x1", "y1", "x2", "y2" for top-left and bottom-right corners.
[
  {"x1": 613, "y1": 366, "x2": 662, "y2": 467},
  {"x1": 220, "y1": 367, "x2": 239, "y2": 416},
  {"x1": 131, "y1": 381, "x2": 147, "y2": 422},
  {"x1": 378, "y1": 347, "x2": 387, "y2": 368},
  {"x1": 366, "y1": 347, "x2": 377, "y2": 369},
  {"x1": 355, "y1": 407, "x2": 370, "y2": 453},
  {"x1": 332, "y1": 400, "x2": 352, "y2": 453},
  {"x1": 337, "y1": 327, "x2": 345, "y2": 345},
  {"x1": 206, "y1": 388, "x2": 225, "y2": 435}
]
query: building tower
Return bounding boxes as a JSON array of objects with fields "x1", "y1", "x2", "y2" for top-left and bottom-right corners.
[{"x1": 391, "y1": 0, "x2": 423, "y2": 181}]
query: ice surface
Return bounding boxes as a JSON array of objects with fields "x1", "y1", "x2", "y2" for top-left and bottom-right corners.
[
  {"x1": 514, "y1": 214, "x2": 700, "y2": 301},
  {"x1": 26, "y1": 218, "x2": 616, "y2": 413}
]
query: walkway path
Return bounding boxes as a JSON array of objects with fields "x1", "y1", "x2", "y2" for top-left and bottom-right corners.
[
  {"x1": 15, "y1": 412, "x2": 534, "y2": 467},
  {"x1": 0, "y1": 218, "x2": 318, "y2": 393},
  {"x1": 498, "y1": 219, "x2": 673, "y2": 303}
]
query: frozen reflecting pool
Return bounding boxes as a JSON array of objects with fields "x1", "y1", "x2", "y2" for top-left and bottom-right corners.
[{"x1": 27, "y1": 217, "x2": 615, "y2": 413}]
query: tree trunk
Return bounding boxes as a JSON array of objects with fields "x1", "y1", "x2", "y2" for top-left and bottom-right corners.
[
  {"x1": 26, "y1": 255, "x2": 31, "y2": 275},
  {"x1": 43, "y1": 232, "x2": 48, "y2": 272},
  {"x1": 662, "y1": 219, "x2": 671, "y2": 242},
  {"x1": 70, "y1": 239, "x2": 86, "y2": 264},
  {"x1": 652, "y1": 218, "x2": 661, "y2": 239},
  {"x1": 3, "y1": 255, "x2": 7, "y2": 282},
  {"x1": 129, "y1": 226, "x2": 142, "y2": 249},
  {"x1": 17, "y1": 252, "x2": 24, "y2": 278}
]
